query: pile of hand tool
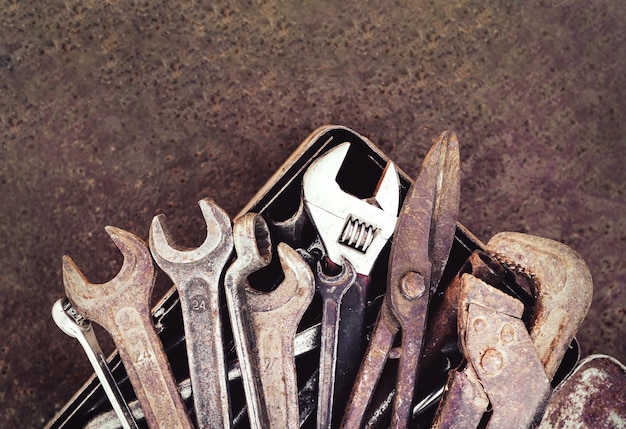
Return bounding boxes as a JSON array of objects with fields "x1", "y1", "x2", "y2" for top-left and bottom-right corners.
[{"x1": 47, "y1": 126, "x2": 624, "y2": 429}]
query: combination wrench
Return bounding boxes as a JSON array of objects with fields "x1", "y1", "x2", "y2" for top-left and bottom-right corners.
[{"x1": 225, "y1": 213, "x2": 315, "y2": 429}]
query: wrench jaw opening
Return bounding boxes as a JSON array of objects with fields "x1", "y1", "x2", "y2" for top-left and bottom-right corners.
[
  {"x1": 232, "y1": 213, "x2": 273, "y2": 275},
  {"x1": 149, "y1": 198, "x2": 233, "y2": 266},
  {"x1": 62, "y1": 226, "x2": 156, "y2": 323}
]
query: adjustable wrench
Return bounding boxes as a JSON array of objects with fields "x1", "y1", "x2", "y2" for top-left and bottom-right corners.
[
  {"x1": 302, "y1": 142, "x2": 400, "y2": 428},
  {"x1": 149, "y1": 198, "x2": 233, "y2": 429},
  {"x1": 63, "y1": 226, "x2": 193, "y2": 429},
  {"x1": 225, "y1": 213, "x2": 315, "y2": 428},
  {"x1": 51, "y1": 298, "x2": 138, "y2": 429}
]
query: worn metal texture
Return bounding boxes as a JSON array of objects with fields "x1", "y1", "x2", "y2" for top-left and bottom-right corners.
[
  {"x1": 51, "y1": 298, "x2": 138, "y2": 429},
  {"x1": 1, "y1": 2, "x2": 625, "y2": 427},
  {"x1": 539, "y1": 354, "x2": 626, "y2": 428},
  {"x1": 486, "y1": 232, "x2": 594, "y2": 379},
  {"x1": 62, "y1": 227, "x2": 193, "y2": 429},
  {"x1": 459, "y1": 274, "x2": 551, "y2": 428},
  {"x1": 225, "y1": 213, "x2": 315, "y2": 429},
  {"x1": 149, "y1": 198, "x2": 234, "y2": 429},
  {"x1": 342, "y1": 131, "x2": 460, "y2": 428},
  {"x1": 314, "y1": 259, "x2": 356, "y2": 429}
]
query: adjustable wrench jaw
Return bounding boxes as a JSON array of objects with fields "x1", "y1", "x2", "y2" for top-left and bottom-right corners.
[{"x1": 303, "y1": 142, "x2": 400, "y2": 275}]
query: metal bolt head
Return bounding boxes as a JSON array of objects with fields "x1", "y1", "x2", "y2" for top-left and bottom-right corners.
[
  {"x1": 399, "y1": 271, "x2": 425, "y2": 300},
  {"x1": 480, "y1": 348, "x2": 504, "y2": 375}
]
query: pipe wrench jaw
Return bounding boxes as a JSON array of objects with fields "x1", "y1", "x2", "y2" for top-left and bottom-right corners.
[{"x1": 302, "y1": 142, "x2": 400, "y2": 275}]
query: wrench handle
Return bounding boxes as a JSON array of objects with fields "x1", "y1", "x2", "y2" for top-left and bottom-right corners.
[
  {"x1": 178, "y1": 276, "x2": 231, "y2": 429},
  {"x1": 113, "y1": 307, "x2": 192, "y2": 429},
  {"x1": 77, "y1": 326, "x2": 138, "y2": 429},
  {"x1": 254, "y1": 315, "x2": 300, "y2": 429},
  {"x1": 331, "y1": 273, "x2": 371, "y2": 423},
  {"x1": 316, "y1": 294, "x2": 343, "y2": 429}
]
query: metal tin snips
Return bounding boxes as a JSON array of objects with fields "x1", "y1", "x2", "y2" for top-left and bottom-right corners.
[{"x1": 342, "y1": 131, "x2": 461, "y2": 429}]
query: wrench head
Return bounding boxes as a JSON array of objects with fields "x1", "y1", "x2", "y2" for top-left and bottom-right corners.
[
  {"x1": 303, "y1": 142, "x2": 400, "y2": 275},
  {"x1": 247, "y1": 242, "x2": 315, "y2": 315},
  {"x1": 149, "y1": 198, "x2": 234, "y2": 274},
  {"x1": 63, "y1": 226, "x2": 155, "y2": 319},
  {"x1": 51, "y1": 298, "x2": 89, "y2": 339}
]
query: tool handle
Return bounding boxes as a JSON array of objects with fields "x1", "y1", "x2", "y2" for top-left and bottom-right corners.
[
  {"x1": 113, "y1": 307, "x2": 193, "y2": 429},
  {"x1": 253, "y1": 315, "x2": 300, "y2": 429},
  {"x1": 178, "y1": 275, "x2": 231, "y2": 429},
  {"x1": 341, "y1": 308, "x2": 397, "y2": 429}
]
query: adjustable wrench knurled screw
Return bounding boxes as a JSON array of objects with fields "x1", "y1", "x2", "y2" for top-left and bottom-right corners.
[
  {"x1": 63, "y1": 226, "x2": 193, "y2": 429},
  {"x1": 149, "y1": 198, "x2": 234, "y2": 429}
]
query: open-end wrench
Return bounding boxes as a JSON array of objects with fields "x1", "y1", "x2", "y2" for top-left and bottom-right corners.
[
  {"x1": 342, "y1": 131, "x2": 460, "y2": 429},
  {"x1": 302, "y1": 141, "x2": 400, "y2": 428},
  {"x1": 225, "y1": 213, "x2": 315, "y2": 429},
  {"x1": 63, "y1": 226, "x2": 193, "y2": 429},
  {"x1": 51, "y1": 298, "x2": 138, "y2": 429},
  {"x1": 149, "y1": 198, "x2": 233, "y2": 429},
  {"x1": 314, "y1": 259, "x2": 357, "y2": 428}
]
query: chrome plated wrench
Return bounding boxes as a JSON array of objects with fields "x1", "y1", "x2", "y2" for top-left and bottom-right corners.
[{"x1": 52, "y1": 298, "x2": 138, "y2": 429}]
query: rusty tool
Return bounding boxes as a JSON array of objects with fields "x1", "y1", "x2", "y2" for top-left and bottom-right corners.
[
  {"x1": 84, "y1": 321, "x2": 324, "y2": 429},
  {"x1": 52, "y1": 298, "x2": 139, "y2": 429},
  {"x1": 63, "y1": 226, "x2": 193, "y2": 429},
  {"x1": 433, "y1": 273, "x2": 552, "y2": 429},
  {"x1": 341, "y1": 131, "x2": 460, "y2": 429},
  {"x1": 302, "y1": 141, "x2": 400, "y2": 428},
  {"x1": 225, "y1": 213, "x2": 315, "y2": 429},
  {"x1": 432, "y1": 232, "x2": 594, "y2": 428},
  {"x1": 149, "y1": 198, "x2": 234, "y2": 429},
  {"x1": 538, "y1": 354, "x2": 626, "y2": 428},
  {"x1": 486, "y1": 232, "x2": 593, "y2": 379}
]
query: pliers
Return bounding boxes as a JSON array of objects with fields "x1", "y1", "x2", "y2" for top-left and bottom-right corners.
[{"x1": 341, "y1": 131, "x2": 460, "y2": 429}]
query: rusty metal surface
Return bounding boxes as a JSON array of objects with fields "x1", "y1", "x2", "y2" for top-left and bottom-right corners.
[
  {"x1": 539, "y1": 354, "x2": 626, "y2": 428},
  {"x1": 460, "y1": 274, "x2": 551, "y2": 428},
  {"x1": 342, "y1": 131, "x2": 460, "y2": 428},
  {"x1": 2, "y1": 2, "x2": 626, "y2": 427},
  {"x1": 148, "y1": 198, "x2": 234, "y2": 429},
  {"x1": 62, "y1": 227, "x2": 193, "y2": 429},
  {"x1": 486, "y1": 232, "x2": 594, "y2": 379},
  {"x1": 225, "y1": 213, "x2": 315, "y2": 429}
]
